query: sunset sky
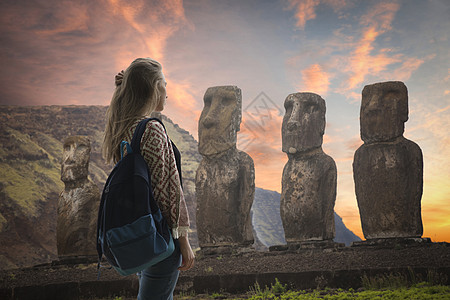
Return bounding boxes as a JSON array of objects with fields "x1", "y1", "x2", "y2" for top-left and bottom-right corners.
[{"x1": 0, "y1": 0, "x2": 448, "y2": 241}]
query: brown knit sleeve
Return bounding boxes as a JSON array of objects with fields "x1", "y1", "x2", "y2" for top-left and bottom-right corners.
[{"x1": 139, "y1": 119, "x2": 190, "y2": 238}]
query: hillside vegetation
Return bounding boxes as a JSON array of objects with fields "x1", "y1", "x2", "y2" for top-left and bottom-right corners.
[{"x1": 0, "y1": 105, "x2": 203, "y2": 269}]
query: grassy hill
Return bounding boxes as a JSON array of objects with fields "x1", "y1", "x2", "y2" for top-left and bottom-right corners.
[
  {"x1": 0, "y1": 105, "x2": 360, "y2": 270},
  {"x1": 0, "y1": 105, "x2": 201, "y2": 269}
]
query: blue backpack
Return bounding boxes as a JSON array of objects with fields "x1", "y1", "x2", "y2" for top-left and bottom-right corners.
[{"x1": 96, "y1": 118, "x2": 180, "y2": 276}]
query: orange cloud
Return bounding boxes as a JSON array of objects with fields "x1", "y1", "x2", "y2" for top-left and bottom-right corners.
[
  {"x1": 404, "y1": 98, "x2": 450, "y2": 242},
  {"x1": 445, "y1": 69, "x2": 450, "y2": 82},
  {"x1": 323, "y1": 133, "x2": 333, "y2": 145},
  {"x1": 436, "y1": 105, "x2": 450, "y2": 113},
  {"x1": 35, "y1": 3, "x2": 90, "y2": 36},
  {"x1": 0, "y1": 0, "x2": 195, "y2": 108},
  {"x1": 103, "y1": 0, "x2": 200, "y2": 133},
  {"x1": 108, "y1": 0, "x2": 191, "y2": 66},
  {"x1": 407, "y1": 101, "x2": 450, "y2": 158},
  {"x1": 342, "y1": 2, "x2": 401, "y2": 91},
  {"x1": 164, "y1": 79, "x2": 201, "y2": 135},
  {"x1": 238, "y1": 108, "x2": 285, "y2": 192},
  {"x1": 359, "y1": 2, "x2": 399, "y2": 30},
  {"x1": 300, "y1": 64, "x2": 331, "y2": 95},
  {"x1": 166, "y1": 79, "x2": 198, "y2": 111},
  {"x1": 239, "y1": 108, "x2": 283, "y2": 159},
  {"x1": 345, "y1": 136, "x2": 363, "y2": 152},
  {"x1": 109, "y1": 0, "x2": 146, "y2": 33},
  {"x1": 389, "y1": 57, "x2": 428, "y2": 82},
  {"x1": 286, "y1": 0, "x2": 348, "y2": 29},
  {"x1": 325, "y1": 0, "x2": 348, "y2": 12},
  {"x1": 422, "y1": 183, "x2": 450, "y2": 242},
  {"x1": 286, "y1": 0, "x2": 320, "y2": 29}
]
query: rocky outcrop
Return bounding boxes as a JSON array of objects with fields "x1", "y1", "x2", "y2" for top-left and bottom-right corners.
[
  {"x1": 353, "y1": 81, "x2": 423, "y2": 239},
  {"x1": 280, "y1": 93, "x2": 337, "y2": 243},
  {"x1": 196, "y1": 86, "x2": 255, "y2": 248},
  {"x1": 57, "y1": 136, "x2": 99, "y2": 257}
]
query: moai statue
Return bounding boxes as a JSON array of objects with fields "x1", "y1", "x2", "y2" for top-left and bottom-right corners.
[
  {"x1": 280, "y1": 93, "x2": 337, "y2": 244},
  {"x1": 196, "y1": 86, "x2": 255, "y2": 249},
  {"x1": 353, "y1": 81, "x2": 423, "y2": 239},
  {"x1": 57, "y1": 136, "x2": 99, "y2": 257}
]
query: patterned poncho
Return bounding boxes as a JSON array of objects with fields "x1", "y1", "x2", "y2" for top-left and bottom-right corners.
[{"x1": 124, "y1": 118, "x2": 190, "y2": 238}]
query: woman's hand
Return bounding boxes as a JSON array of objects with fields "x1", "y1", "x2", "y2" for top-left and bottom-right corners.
[{"x1": 178, "y1": 235, "x2": 195, "y2": 271}]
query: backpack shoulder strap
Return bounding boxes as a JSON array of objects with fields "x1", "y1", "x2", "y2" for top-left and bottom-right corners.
[{"x1": 130, "y1": 117, "x2": 165, "y2": 154}]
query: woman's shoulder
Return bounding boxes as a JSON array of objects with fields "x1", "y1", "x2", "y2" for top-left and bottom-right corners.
[
  {"x1": 140, "y1": 118, "x2": 168, "y2": 145},
  {"x1": 130, "y1": 117, "x2": 165, "y2": 132},
  {"x1": 145, "y1": 118, "x2": 166, "y2": 134}
]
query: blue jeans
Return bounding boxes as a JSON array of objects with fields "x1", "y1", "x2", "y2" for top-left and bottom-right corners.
[{"x1": 137, "y1": 239, "x2": 182, "y2": 300}]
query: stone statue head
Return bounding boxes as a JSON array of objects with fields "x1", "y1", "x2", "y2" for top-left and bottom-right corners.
[
  {"x1": 61, "y1": 136, "x2": 91, "y2": 183},
  {"x1": 198, "y1": 86, "x2": 242, "y2": 156},
  {"x1": 282, "y1": 92, "x2": 326, "y2": 154},
  {"x1": 360, "y1": 81, "x2": 408, "y2": 143}
]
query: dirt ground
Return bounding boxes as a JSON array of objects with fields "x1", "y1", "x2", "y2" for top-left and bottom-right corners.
[
  {"x1": 1, "y1": 241, "x2": 449, "y2": 291},
  {"x1": 184, "y1": 241, "x2": 450, "y2": 277}
]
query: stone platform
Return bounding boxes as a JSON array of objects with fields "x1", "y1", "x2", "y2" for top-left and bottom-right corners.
[{"x1": 1, "y1": 242, "x2": 449, "y2": 299}]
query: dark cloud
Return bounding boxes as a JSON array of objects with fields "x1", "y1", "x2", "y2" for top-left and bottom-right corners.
[{"x1": 0, "y1": 0, "x2": 192, "y2": 105}]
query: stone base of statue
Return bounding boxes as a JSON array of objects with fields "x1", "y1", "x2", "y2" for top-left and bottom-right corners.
[
  {"x1": 269, "y1": 240, "x2": 345, "y2": 252},
  {"x1": 196, "y1": 243, "x2": 255, "y2": 257},
  {"x1": 51, "y1": 255, "x2": 98, "y2": 266},
  {"x1": 268, "y1": 244, "x2": 290, "y2": 252},
  {"x1": 351, "y1": 237, "x2": 432, "y2": 248},
  {"x1": 294, "y1": 240, "x2": 345, "y2": 251}
]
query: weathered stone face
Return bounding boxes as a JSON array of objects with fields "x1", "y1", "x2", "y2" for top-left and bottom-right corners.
[
  {"x1": 61, "y1": 136, "x2": 90, "y2": 182},
  {"x1": 353, "y1": 137, "x2": 423, "y2": 239},
  {"x1": 196, "y1": 148, "x2": 255, "y2": 248},
  {"x1": 280, "y1": 149, "x2": 337, "y2": 242},
  {"x1": 198, "y1": 86, "x2": 242, "y2": 156},
  {"x1": 57, "y1": 136, "x2": 99, "y2": 257},
  {"x1": 282, "y1": 93, "x2": 326, "y2": 154},
  {"x1": 360, "y1": 81, "x2": 408, "y2": 143}
]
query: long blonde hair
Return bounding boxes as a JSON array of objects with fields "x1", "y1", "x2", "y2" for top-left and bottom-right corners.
[{"x1": 103, "y1": 58, "x2": 164, "y2": 164}]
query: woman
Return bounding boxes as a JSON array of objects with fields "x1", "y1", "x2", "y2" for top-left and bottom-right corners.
[{"x1": 102, "y1": 58, "x2": 195, "y2": 300}]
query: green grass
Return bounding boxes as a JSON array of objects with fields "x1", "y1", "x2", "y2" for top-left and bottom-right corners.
[
  {"x1": 174, "y1": 285, "x2": 450, "y2": 299},
  {"x1": 174, "y1": 274, "x2": 450, "y2": 299},
  {"x1": 0, "y1": 127, "x2": 64, "y2": 219},
  {"x1": 31, "y1": 131, "x2": 64, "y2": 163},
  {"x1": 245, "y1": 273, "x2": 450, "y2": 300},
  {"x1": 245, "y1": 284, "x2": 450, "y2": 299},
  {"x1": 0, "y1": 162, "x2": 62, "y2": 218},
  {"x1": 361, "y1": 268, "x2": 448, "y2": 290},
  {"x1": 86, "y1": 275, "x2": 450, "y2": 299}
]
